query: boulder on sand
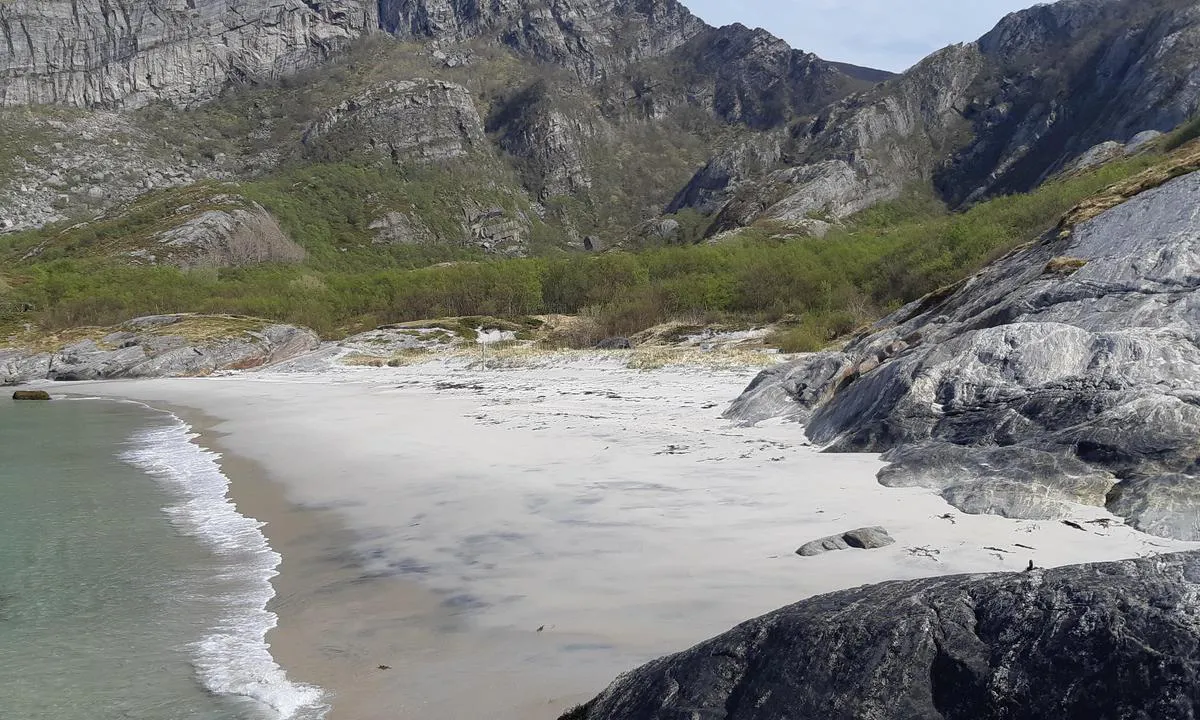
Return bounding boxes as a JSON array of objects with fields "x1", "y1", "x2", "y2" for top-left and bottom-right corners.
[{"x1": 796, "y1": 526, "x2": 894, "y2": 556}]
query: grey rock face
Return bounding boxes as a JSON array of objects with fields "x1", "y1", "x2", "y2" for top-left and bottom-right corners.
[
  {"x1": 487, "y1": 83, "x2": 593, "y2": 199},
  {"x1": 568, "y1": 551, "x2": 1200, "y2": 720},
  {"x1": 796, "y1": 527, "x2": 894, "y2": 557},
  {"x1": 153, "y1": 201, "x2": 305, "y2": 269},
  {"x1": 0, "y1": 0, "x2": 379, "y2": 108},
  {"x1": 303, "y1": 80, "x2": 486, "y2": 164},
  {"x1": 725, "y1": 351, "x2": 850, "y2": 426},
  {"x1": 673, "y1": 0, "x2": 1200, "y2": 234},
  {"x1": 0, "y1": 349, "x2": 52, "y2": 386},
  {"x1": 3, "y1": 315, "x2": 319, "y2": 384},
  {"x1": 728, "y1": 170, "x2": 1200, "y2": 540},
  {"x1": 368, "y1": 212, "x2": 435, "y2": 245},
  {"x1": 940, "y1": 0, "x2": 1200, "y2": 204},
  {"x1": 379, "y1": 0, "x2": 707, "y2": 81},
  {"x1": 674, "y1": 43, "x2": 985, "y2": 229}
]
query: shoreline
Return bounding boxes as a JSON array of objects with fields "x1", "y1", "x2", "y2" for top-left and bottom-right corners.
[
  {"x1": 151, "y1": 402, "x2": 466, "y2": 720},
  {"x1": 58, "y1": 360, "x2": 1200, "y2": 719}
]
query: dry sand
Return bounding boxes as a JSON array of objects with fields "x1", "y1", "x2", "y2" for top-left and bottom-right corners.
[{"x1": 64, "y1": 357, "x2": 1199, "y2": 719}]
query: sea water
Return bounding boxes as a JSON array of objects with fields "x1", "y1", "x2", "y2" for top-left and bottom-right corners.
[{"x1": 0, "y1": 396, "x2": 325, "y2": 720}]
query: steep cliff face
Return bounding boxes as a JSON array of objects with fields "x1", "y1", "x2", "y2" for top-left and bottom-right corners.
[
  {"x1": 302, "y1": 79, "x2": 488, "y2": 164},
  {"x1": 568, "y1": 551, "x2": 1200, "y2": 720},
  {"x1": 0, "y1": 0, "x2": 889, "y2": 250},
  {"x1": 378, "y1": 0, "x2": 708, "y2": 80},
  {"x1": 671, "y1": 43, "x2": 984, "y2": 228},
  {"x1": 939, "y1": 0, "x2": 1200, "y2": 204},
  {"x1": 671, "y1": 0, "x2": 1200, "y2": 234},
  {"x1": 0, "y1": 0, "x2": 379, "y2": 108}
]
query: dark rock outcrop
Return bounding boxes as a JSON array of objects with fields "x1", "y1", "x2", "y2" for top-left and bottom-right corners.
[
  {"x1": 796, "y1": 527, "x2": 894, "y2": 557},
  {"x1": 11, "y1": 390, "x2": 50, "y2": 400},
  {"x1": 727, "y1": 163, "x2": 1200, "y2": 540},
  {"x1": 566, "y1": 551, "x2": 1200, "y2": 720}
]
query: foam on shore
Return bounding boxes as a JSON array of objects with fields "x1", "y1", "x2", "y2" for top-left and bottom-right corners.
[{"x1": 122, "y1": 418, "x2": 327, "y2": 720}]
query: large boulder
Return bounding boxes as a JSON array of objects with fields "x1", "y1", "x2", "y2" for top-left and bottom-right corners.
[
  {"x1": 153, "y1": 201, "x2": 305, "y2": 269},
  {"x1": 728, "y1": 166, "x2": 1200, "y2": 540},
  {"x1": 796, "y1": 527, "x2": 894, "y2": 557},
  {"x1": 567, "y1": 551, "x2": 1200, "y2": 720},
  {"x1": 12, "y1": 390, "x2": 50, "y2": 400}
]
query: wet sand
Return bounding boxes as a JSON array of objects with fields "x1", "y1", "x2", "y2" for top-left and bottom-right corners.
[
  {"x1": 65, "y1": 358, "x2": 1199, "y2": 719},
  {"x1": 180, "y1": 409, "x2": 588, "y2": 720}
]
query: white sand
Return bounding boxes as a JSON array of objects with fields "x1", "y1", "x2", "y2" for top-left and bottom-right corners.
[{"x1": 66, "y1": 357, "x2": 1199, "y2": 718}]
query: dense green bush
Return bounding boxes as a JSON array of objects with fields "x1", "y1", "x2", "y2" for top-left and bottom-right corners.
[{"x1": 0, "y1": 155, "x2": 1158, "y2": 347}]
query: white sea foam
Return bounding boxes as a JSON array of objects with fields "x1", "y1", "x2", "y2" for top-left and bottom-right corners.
[{"x1": 121, "y1": 418, "x2": 327, "y2": 720}]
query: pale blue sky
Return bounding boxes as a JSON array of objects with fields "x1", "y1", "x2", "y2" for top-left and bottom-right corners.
[{"x1": 684, "y1": 0, "x2": 1043, "y2": 71}]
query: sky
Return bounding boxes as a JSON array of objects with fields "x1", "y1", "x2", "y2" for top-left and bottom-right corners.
[{"x1": 683, "y1": 0, "x2": 1043, "y2": 72}]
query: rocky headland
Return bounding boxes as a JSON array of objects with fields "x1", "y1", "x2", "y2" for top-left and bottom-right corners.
[{"x1": 728, "y1": 150, "x2": 1200, "y2": 541}]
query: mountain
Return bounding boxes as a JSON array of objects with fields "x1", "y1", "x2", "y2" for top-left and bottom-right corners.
[
  {"x1": 6, "y1": 0, "x2": 1200, "y2": 263},
  {"x1": 670, "y1": 0, "x2": 1200, "y2": 236},
  {"x1": 0, "y1": 0, "x2": 886, "y2": 253}
]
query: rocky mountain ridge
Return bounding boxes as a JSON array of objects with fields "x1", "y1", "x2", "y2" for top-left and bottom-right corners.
[
  {"x1": 0, "y1": 0, "x2": 884, "y2": 250},
  {"x1": 6, "y1": 0, "x2": 1200, "y2": 257},
  {"x1": 670, "y1": 0, "x2": 1200, "y2": 235}
]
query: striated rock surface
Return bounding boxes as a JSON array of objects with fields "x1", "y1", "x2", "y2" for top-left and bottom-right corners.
[
  {"x1": 728, "y1": 166, "x2": 1200, "y2": 540},
  {"x1": 0, "y1": 0, "x2": 379, "y2": 108},
  {"x1": 0, "y1": 349, "x2": 53, "y2": 386},
  {"x1": 567, "y1": 551, "x2": 1200, "y2": 720},
  {"x1": 1, "y1": 315, "x2": 319, "y2": 384},
  {"x1": 379, "y1": 0, "x2": 708, "y2": 81},
  {"x1": 672, "y1": 0, "x2": 1200, "y2": 234},
  {"x1": 302, "y1": 79, "x2": 487, "y2": 164},
  {"x1": 672, "y1": 43, "x2": 985, "y2": 228}
]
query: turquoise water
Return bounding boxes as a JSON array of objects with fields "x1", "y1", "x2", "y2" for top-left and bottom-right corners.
[{"x1": 0, "y1": 397, "x2": 324, "y2": 720}]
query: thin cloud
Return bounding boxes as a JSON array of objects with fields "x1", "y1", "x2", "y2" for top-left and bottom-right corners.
[{"x1": 684, "y1": 0, "x2": 1042, "y2": 71}]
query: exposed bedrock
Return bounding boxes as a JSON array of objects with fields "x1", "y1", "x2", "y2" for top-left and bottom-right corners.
[
  {"x1": 0, "y1": 315, "x2": 319, "y2": 385},
  {"x1": 567, "y1": 551, "x2": 1200, "y2": 720},
  {"x1": 727, "y1": 169, "x2": 1200, "y2": 540},
  {"x1": 0, "y1": 0, "x2": 379, "y2": 108}
]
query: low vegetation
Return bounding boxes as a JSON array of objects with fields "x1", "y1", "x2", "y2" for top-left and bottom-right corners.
[{"x1": 0, "y1": 146, "x2": 1171, "y2": 350}]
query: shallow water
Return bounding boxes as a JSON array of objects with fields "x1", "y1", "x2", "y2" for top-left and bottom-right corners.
[{"x1": 0, "y1": 397, "x2": 321, "y2": 720}]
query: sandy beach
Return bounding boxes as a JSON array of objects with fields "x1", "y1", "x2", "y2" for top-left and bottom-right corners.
[{"x1": 65, "y1": 356, "x2": 1199, "y2": 719}]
